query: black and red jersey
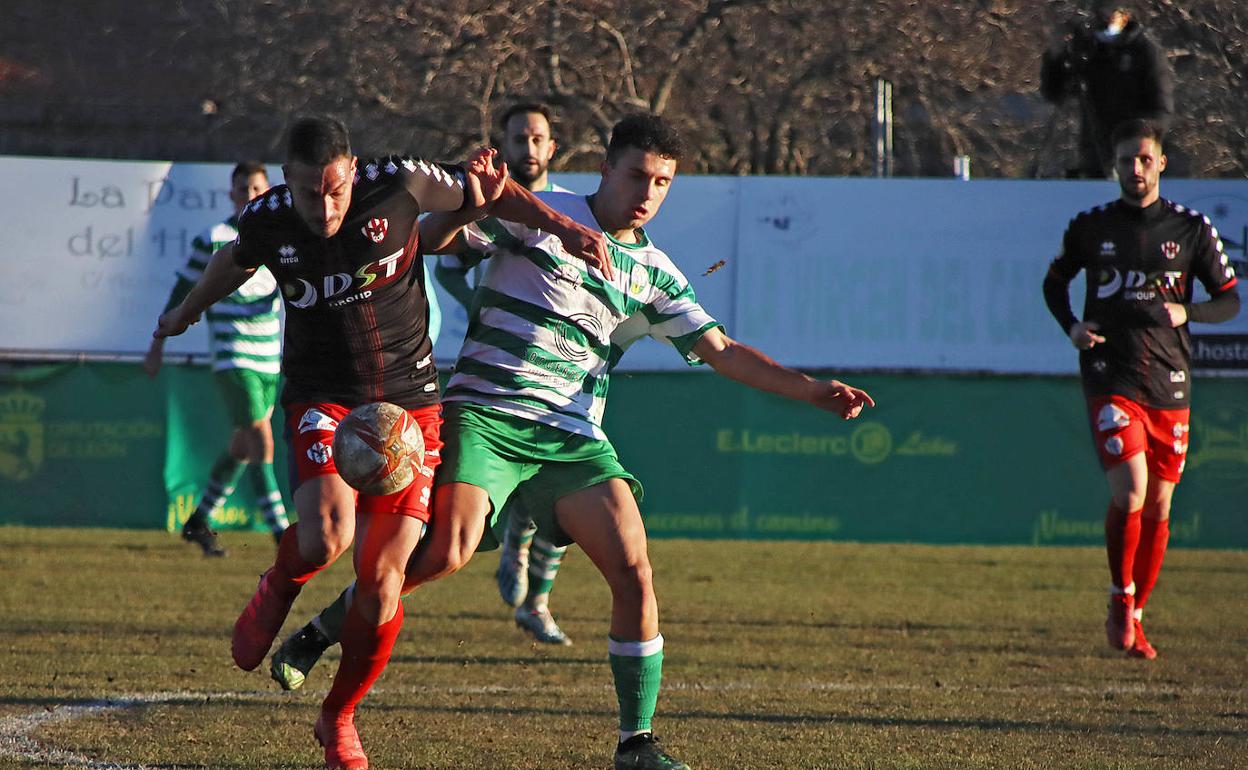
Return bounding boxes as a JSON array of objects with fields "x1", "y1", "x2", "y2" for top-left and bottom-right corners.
[
  {"x1": 1047, "y1": 198, "x2": 1238, "y2": 408},
  {"x1": 233, "y1": 155, "x2": 465, "y2": 409}
]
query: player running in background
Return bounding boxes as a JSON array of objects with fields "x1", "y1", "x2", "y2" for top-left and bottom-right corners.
[
  {"x1": 153, "y1": 116, "x2": 608, "y2": 770},
  {"x1": 438, "y1": 101, "x2": 578, "y2": 644},
  {"x1": 415, "y1": 113, "x2": 873, "y2": 770},
  {"x1": 145, "y1": 161, "x2": 288, "y2": 555},
  {"x1": 1043, "y1": 118, "x2": 1239, "y2": 659}
]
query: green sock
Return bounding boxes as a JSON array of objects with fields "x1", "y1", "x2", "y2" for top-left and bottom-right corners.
[
  {"x1": 524, "y1": 537, "x2": 568, "y2": 609},
  {"x1": 608, "y1": 634, "x2": 664, "y2": 733},
  {"x1": 191, "y1": 454, "x2": 246, "y2": 525},
  {"x1": 248, "y1": 462, "x2": 290, "y2": 532}
]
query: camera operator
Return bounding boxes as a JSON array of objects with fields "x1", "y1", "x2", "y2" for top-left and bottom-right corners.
[{"x1": 1040, "y1": 1, "x2": 1174, "y2": 178}]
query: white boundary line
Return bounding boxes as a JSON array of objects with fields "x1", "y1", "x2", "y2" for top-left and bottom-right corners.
[{"x1": 2, "y1": 681, "x2": 1242, "y2": 768}]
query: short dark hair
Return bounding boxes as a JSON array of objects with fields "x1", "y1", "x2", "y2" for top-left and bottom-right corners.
[
  {"x1": 498, "y1": 102, "x2": 554, "y2": 133},
  {"x1": 1110, "y1": 118, "x2": 1164, "y2": 150},
  {"x1": 231, "y1": 161, "x2": 267, "y2": 184},
  {"x1": 606, "y1": 113, "x2": 684, "y2": 164},
  {"x1": 287, "y1": 117, "x2": 352, "y2": 165}
]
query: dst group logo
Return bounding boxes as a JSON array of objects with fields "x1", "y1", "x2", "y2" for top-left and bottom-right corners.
[
  {"x1": 1182, "y1": 193, "x2": 1248, "y2": 369},
  {"x1": 0, "y1": 389, "x2": 45, "y2": 482}
]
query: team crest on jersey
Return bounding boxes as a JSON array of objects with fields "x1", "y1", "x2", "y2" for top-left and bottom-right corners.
[
  {"x1": 362, "y1": 218, "x2": 388, "y2": 244},
  {"x1": 307, "y1": 441, "x2": 333, "y2": 465},
  {"x1": 628, "y1": 264, "x2": 650, "y2": 297},
  {"x1": 1161, "y1": 241, "x2": 1181, "y2": 260}
]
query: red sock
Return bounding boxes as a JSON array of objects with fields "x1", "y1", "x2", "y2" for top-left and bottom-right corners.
[
  {"x1": 1104, "y1": 503, "x2": 1142, "y2": 592},
  {"x1": 1132, "y1": 517, "x2": 1170, "y2": 610},
  {"x1": 271, "y1": 523, "x2": 325, "y2": 591},
  {"x1": 322, "y1": 602, "x2": 404, "y2": 716}
]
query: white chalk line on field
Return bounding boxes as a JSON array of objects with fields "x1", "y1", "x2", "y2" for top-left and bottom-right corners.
[{"x1": 2, "y1": 680, "x2": 1243, "y2": 768}]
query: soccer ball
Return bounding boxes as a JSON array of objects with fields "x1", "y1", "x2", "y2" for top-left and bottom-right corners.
[{"x1": 332, "y1": 402, "x2": 425, "y2": 496}]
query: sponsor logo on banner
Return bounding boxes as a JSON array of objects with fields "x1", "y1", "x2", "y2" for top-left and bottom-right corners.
[
  {"x1": 362, "y1": 218, "x2": 388, "y2": 243},
  {"x1": 715, "y1": 422, "x2": 956, "y2": 464},
  {"x1": 850, "y1": 423, "x2": 892, "y2": 464},
  {"x1": 1033, "y1": 508, "x2": 1200, "y2": 545},
  {"x1": 1188, "y1": 406, "x2": 1248, "y2": 482},
  {"x1": 0, "y1": 389, "x2": 45, "y2": 481}
]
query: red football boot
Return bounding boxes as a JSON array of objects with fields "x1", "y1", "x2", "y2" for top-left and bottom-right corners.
[
  {"x1": 314, "y1": 710, "x2": 369, "y2": 770},
  {"x1": 1127, "y1": 618, "x2": 1157, "y2": 660},
  {"x1": 1105, "y1": 592, "x2": 1135, "y2": 651},
  {"x1": 232, "y1": 568, "x2": 299, "y2": 671}
]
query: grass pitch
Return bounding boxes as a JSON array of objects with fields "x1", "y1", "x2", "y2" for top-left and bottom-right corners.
[{"x1": 0, "y1": 526, "x2": 1245, "y2": 769}]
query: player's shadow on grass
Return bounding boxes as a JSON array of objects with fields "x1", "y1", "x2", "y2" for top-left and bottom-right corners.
[
  {"x1": 386, "y1": 653, "x2": 594, "y2": 667},
  {"x1": 355, "y1": 700, "x2": 1248, "y2": 739}
]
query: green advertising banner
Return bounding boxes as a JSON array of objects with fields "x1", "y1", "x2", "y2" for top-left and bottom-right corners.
[
  {"x1": 601, "y1": 371, "x2": 1248, "y2": 549},
  {"x1": 0, "y1": 361, "x2": 287, "y2": 532},
  {"x1": 2, "y1": 363, "x2": 1244, "y2": 548},
  {"x1": 0, "y1": 362, "x2": 166, "y2": 528}
]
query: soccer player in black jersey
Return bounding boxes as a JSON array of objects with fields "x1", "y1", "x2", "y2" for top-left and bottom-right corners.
[
  {"x1": 153, "y1": 116, "x2": 609, "y2": 770},
  {"x1": 1043, "y1": 119, "x2": 1239, "y2": 659}
]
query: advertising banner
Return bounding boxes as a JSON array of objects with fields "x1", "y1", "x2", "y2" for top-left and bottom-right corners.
[
  {"x1": 2, "y1": 363, "x2": 1244, "y2": 548},
  {"x1": 5, "y1": 156, "x2": 1241, "y2": 374}
]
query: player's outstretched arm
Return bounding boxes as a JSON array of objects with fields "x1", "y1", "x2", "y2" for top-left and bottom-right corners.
[
  {"x1": 463, "y1": 148, "x2": 613, "y2": 279},
  {"x1": 153, "y1": 242, "x2": 254, "y2": 339},
  {"x1": 692, "y1": 328, "x2": 874, "y2": 420}
]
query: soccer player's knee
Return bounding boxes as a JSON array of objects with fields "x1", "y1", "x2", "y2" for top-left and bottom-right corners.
[{"x1": 608, "y1": 557, "x2": 653, "y2": 598}]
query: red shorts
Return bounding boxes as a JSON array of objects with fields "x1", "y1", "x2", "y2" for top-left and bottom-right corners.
[
  {"x1": 286, "y1": 402, "x2": 443, "y2": 522},
  {"x1": 1086, "y1": 395, "x2": 1189, "y2": 483}
]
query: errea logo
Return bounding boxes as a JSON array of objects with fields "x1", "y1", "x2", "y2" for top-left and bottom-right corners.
[
  {"x1": 1100, "y1": 241, "x2": 1116, "y2": 256},
  {"x1": 278, "y1": 245, "x2": 299, "y2": 265}
]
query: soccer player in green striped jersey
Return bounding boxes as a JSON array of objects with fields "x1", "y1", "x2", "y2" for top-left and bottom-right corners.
[
  {"x1": 414, "y1": 114, "x2": 874, "y2": 770},
  {"x1": 144, "y1": 162, "x2": 289, "y2": 555}
]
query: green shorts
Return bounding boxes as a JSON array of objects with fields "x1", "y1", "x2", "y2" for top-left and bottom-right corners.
[
  {"x1": 214, "y1": 368, "x2": 279, "y2": 427},
  {"x1": 437, "y1": 402, "x2": 642, "y2": 550}
]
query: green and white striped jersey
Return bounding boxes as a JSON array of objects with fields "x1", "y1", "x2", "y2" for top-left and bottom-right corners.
[
  {"x1": 444, "y1": 192, "x2": 721, "y2": 439},
  {"x1": 165, "y1": 216, "x2": 282, "y2": 374}
]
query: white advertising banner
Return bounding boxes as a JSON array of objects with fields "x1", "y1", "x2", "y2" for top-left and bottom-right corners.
[
  {"x1": 0, "y1": 157, "x2": 286, "y2": 359},
  {"x1": 732, "y1": 177, "x2": 1248, "y2": 373},
  {"x1": 1, "y1": 156, "x2": 1243, "y2": 373}
]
